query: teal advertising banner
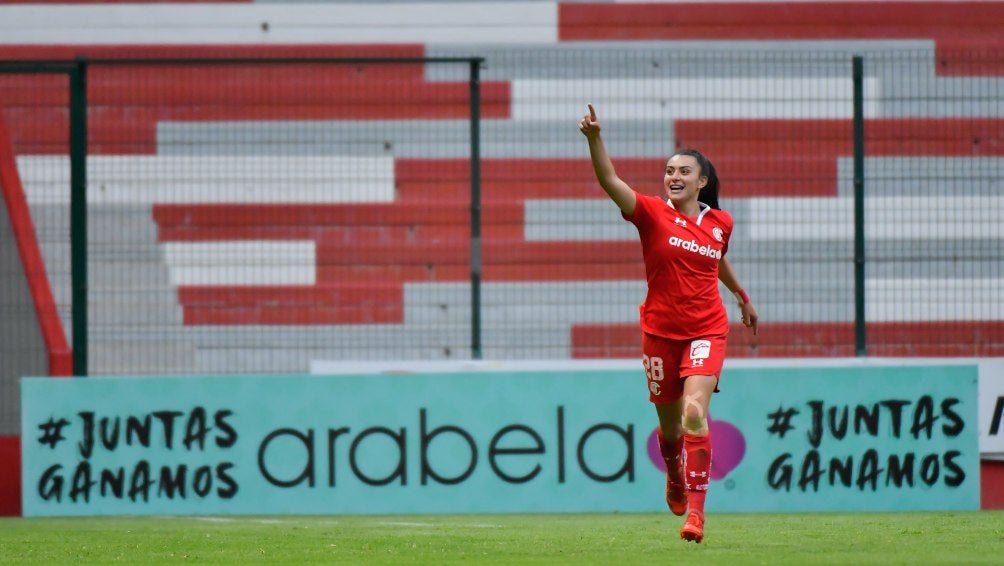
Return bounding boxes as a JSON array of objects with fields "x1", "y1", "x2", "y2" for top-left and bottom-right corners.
[{"x1": 21, "y1": 365, "x2": 979, "y2": 516}]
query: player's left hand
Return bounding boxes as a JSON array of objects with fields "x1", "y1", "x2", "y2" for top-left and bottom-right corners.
[{"x1": 740, "y1": 301, "x2": 759, "y2": 335}]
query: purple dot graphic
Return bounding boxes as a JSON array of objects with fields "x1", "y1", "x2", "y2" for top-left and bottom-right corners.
[
  {"x1": 708, "y1": 417, "x2": 746, "y2": 480},
  {"x1": 646, "y1": 416, "x2": 746, "y2": 480}
]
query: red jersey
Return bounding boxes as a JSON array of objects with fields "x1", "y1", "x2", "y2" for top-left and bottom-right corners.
[{"x1": 623, "y1": 193, "x2": 732, "y2": 340}]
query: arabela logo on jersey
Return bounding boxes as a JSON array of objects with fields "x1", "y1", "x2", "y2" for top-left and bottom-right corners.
[{"x1": 667, "y1": 236, "x2": 722, "y2": 259}]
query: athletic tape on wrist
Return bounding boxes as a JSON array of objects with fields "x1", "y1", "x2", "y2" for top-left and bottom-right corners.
[{"x1": 736, "y1": 289, "x2": 750, "y2": 305}]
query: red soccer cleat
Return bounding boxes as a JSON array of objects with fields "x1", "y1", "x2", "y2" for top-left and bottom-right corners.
[
  {"x1": 680, "y1": 510, "x2": 705, "y2": 543},
  {"x1": 665, "y1": 475, "x2": 687, "y2": 516}
]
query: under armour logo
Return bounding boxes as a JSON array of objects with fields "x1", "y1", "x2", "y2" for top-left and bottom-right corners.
[
  {"x1": 688, "y1": 471, "x2": 708, "y2": 478},
  {"x1": 674, "y1": 217, "x2": 687, "y2": 227}
]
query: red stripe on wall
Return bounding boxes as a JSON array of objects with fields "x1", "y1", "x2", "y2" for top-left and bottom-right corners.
[
  {"x1": 936, "y1": 37, "x2": 1004, "y2": 76},
  {"x1": 179, "y1": 284, "x2": 404, "y2": 325},
  {"x1": 560, "y1": 2, "x2": 1004, "y2": 76},
  {"x1": 559, "y1": 2, "x2": 1004, "y2": 41},
  {"x1": 571, "y1": 321, "x2": 1004, "y2": 359},
  {"x1": 0, "y1": 44, "x2": 427, "y2": 61}
]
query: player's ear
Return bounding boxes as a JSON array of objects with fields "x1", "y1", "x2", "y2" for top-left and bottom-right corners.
[{"x1": 698, "y1": 176, "x2": 708, "y2": 189}]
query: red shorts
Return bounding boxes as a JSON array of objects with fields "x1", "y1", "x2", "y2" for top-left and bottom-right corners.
[{"x1": 641, "y1": 331, "x2": 726, "y2": 404}]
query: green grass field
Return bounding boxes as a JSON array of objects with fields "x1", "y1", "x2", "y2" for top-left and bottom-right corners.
[{"x1": 2, "y1": 512, "x2": 1003, "y2": 565}]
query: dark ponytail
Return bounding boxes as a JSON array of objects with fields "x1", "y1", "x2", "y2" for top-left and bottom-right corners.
[{"x1": 672, "y1": 148, "x2": 720, "y2": 210}]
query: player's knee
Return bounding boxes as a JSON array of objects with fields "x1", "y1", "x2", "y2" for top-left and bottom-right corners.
[
  {"x1": 682, "y1": 394, "x2": 705, "y2": 419},
  {"x1": 682, "y1": 415, "x2": 706, "y2": 434},
  {"x1": 680, "y1": 391, "x2": 708, "y2": 433},
  {"x1": 661, "y1": 421, "x2": 684, "y2": 440}
]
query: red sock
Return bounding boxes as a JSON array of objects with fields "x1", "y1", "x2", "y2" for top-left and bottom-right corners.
[
  {"x1": 683, "y1": 433, "x2": 712, "y2": 514},
  {"x1": 658, "y1": 430, "x2": 684, "y2": 481}
]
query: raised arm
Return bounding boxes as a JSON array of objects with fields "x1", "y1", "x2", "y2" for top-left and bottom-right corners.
[
  {"x1": 579, "y1": 103, "x2": 636, "y2": 214},
  {"x1": 719, "y1": 256, "x2": 759, "y2": 335}
]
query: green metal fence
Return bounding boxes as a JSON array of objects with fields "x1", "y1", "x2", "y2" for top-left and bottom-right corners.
[{"x1": 0, "y1": 47, "x2": 1001, "y2": 394}]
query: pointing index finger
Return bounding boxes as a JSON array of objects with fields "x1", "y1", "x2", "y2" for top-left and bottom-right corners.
[{"x1": 587, "y1": 103, "x2": 597, "y2": 122}]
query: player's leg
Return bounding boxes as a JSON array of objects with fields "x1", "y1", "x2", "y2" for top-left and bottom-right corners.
[
  {"x1": 654, "y1": 401, "x2": 686, "y2": 515},
  {"x1": 678, "y1": 373, "x2": 717, "y2": 543},
  {"x1": 642, "y1": 333, "x2": 686, "y2": 515},
  {"x1": 677, "y1": 334, "x2": 726, "y2": 543}
]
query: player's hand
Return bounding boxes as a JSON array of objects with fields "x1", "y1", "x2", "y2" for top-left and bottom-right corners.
[
  {"x1": 579, "y1": 103, "x2": 601, "y2": 139},
  {"x1": 740, "y1": 301, "x2": 759, "y2": 335}
]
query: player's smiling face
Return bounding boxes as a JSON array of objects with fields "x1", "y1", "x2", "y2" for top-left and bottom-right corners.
[{"x1": 663, "y1": 154, "x2": 707, "y2": 207}]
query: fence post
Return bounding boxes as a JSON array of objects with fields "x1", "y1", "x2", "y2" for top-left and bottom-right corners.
[
  {"x1": 852, "y1": 55, "x2": 866, "y2": 357},
  {"x1": 469, "y1": 58, "x2": 483, "y2": 360},
  {"x1": 69, "y1": 58, "x2": 88, "y2": 376}
]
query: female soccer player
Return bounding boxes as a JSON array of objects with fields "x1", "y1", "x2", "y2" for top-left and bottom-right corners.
[{"x1": 579, "y1": 104, "x2": 758, "y2": 543}]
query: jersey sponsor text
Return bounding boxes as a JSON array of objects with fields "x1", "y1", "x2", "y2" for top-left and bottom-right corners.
[{"x1": 667, "y1": 236, "x2": 722, "y2": 259}]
